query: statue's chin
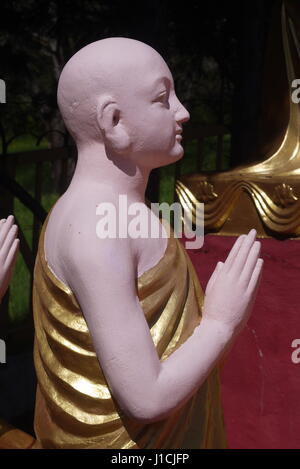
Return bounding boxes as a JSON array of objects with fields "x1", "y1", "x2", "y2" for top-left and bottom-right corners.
[
  {"x1": 159, "y1": 150, "x2": 184, "y2": 168},
  {"x1": 139, "y1": 145, "x2": 185, "y2": 170},
  {"x1": 168, "y1": 146, "x2": 185, "y2": 164}
]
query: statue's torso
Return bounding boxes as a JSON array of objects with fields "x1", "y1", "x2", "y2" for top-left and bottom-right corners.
[{"x1": 33, "y1": 191, "x2": 227, "y2": 449}]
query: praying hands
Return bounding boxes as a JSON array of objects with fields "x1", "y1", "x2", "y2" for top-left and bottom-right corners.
[{"x1": 0, "y1": 215, "x2": 19, "y2": 304}]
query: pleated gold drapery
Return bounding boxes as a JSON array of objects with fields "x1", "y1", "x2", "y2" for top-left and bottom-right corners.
[{"x1": 32, "y1": 208, "x2": 226, "y2": 449}]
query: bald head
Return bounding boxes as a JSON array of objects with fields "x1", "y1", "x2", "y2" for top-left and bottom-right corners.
[{"x1": 57, "y1": 38, "x2": 169, "y2": 144}]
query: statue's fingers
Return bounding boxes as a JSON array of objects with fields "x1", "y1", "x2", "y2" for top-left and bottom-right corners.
[
  {"x1": 1, "y1": 225, "x2": 18, "y2": 261},
  {"x1": 223, "y1": 235, "x2": 246, "y2": 272},
  {"x1": 206, "y1": 261, "x2": 224, "y2": 294},
  {"x1": 0, "y1": 219, "x2": 6, "y2": 239},
  {"x1": 247, "y1": 258, "x2": 264, "y2": 296},
  {"x1": 4, "y1": 238, "x2": 19, "y2": 271},
  {"x1": 231, "y1": 229, "x2": 257, "y2": 276},
  {"x1": 0, "y1": 215, "x2": 15, "y2": 249},
  {"x1": 240, "y1": 241, "x2": 261, "y2": 286}
]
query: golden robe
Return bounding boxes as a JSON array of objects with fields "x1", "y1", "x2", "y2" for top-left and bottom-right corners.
[{"x1": 32, "y1": 208, "x2": 227, "y2": 449}]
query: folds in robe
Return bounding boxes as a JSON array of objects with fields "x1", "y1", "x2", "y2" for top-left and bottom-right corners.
[{"x1": 33, "y1": 207, "x2": 227, "y2": 449}]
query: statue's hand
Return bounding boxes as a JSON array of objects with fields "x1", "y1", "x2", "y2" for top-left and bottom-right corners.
[
  {"x1": 0, "y1": 215, "x2": 20, "y2": 304},
  {"x1": 203, "y1": 229, "x2": 263, "y2": 337}
]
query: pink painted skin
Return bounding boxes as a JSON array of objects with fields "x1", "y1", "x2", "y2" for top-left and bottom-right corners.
[
  {"x1": 43, "y1": 38, "x2": 264, "y2": 423},
  {"x1": 0, "y1": 215, "x2": 19, "y2": 304}
]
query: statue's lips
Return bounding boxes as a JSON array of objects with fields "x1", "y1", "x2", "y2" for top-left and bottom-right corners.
[{"x1": 175, "y1": 134, "x2": 182, "y2": 141}]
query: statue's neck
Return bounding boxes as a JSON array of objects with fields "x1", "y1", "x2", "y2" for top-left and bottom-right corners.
[{"x1": 68, "y1": 142, "x2": 150, "y2": 204}]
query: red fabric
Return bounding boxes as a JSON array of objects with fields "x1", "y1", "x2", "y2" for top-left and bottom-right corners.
[{"x1": 183, "y1": 234, "x2": 300, "y2": 449}]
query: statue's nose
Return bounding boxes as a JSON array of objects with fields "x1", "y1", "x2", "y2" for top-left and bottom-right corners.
[
  {"x1": 175, "y1": 96, "x2": 190, "y2": 124},
  {"x1": 176, "y1": 103, "x2": 190, "y2": 124}
]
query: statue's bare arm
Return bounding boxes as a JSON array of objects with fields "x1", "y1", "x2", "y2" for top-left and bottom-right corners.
[
  {"x1": 0, "y1": 215, "x2": 19, "y2": 304},
  {"x1": 65, "y1": 228, "x2": 263, "y2": 423}
]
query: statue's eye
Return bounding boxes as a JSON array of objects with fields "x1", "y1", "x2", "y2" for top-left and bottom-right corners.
[{"x1": 154, "y1": 91, "x2": 169, "y2": 106}]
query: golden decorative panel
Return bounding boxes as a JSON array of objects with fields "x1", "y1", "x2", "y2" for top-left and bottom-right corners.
[{"x1": 176, "y1": 1, "x2": 300, "y2": 238}]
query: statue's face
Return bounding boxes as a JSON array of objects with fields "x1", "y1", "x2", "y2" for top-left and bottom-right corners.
[
  {"x1": 58, "y1": 38, "x2": 189, "y2": 169},
  {"x1": 119, "y1": 52, "x2": 190, "y2": 169}
]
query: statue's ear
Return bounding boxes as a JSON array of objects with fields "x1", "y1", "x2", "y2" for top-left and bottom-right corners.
[{"x1": 96, "y1": 96, "x2": 131, "y2": 153}]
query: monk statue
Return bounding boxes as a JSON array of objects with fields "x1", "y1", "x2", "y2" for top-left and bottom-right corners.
[{"x1": 11, "y1": 38, "x2": 262, "y2": 449}]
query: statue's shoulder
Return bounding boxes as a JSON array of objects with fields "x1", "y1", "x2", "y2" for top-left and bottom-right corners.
[{"x1": 46, "y1": 192, "x2": 136, "y2": 285}]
